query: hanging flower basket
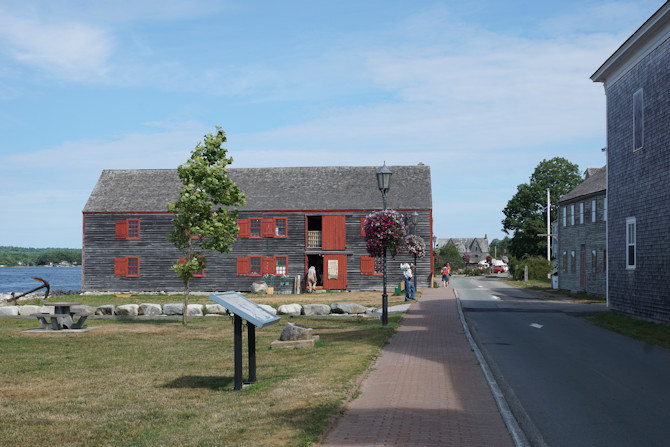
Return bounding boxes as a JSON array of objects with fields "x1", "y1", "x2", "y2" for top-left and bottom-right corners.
[
  {"x1": 363, "y1": 210, "x2": 406, "y2": 258},
  {"x1": 405, "y1": 234, "x2": 426, "y2": 258}
]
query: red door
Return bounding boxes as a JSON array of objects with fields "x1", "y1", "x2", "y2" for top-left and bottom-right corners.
[
  {"x1": 323, "y1": 254, "x2": 347, "y2": 290},
  {"x1": 322, "y1": 215, "x2": 346, "y2": 250}
]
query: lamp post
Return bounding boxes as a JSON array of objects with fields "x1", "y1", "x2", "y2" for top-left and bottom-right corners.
[
  {"x1": 411, "y1": 211, "x2": 419, "y2": 289},
  {"x1": 376, "y1": 163, "x2": 392, "y2": 326}
]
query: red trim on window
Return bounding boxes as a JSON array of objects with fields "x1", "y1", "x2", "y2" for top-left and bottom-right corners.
[
  {"x1": 114, "y1": 257, "x2": 127, "y2": 276},
  {"x1": 249, "y1": 256, "x2": 261, "y2": 275},
  {"x1": 275, "y1": 256, "x2": 288, "y2": 275},
  {"x1": 126, "y1": 257, "x2": 140, "y2": 277},
  {"x1": 261, "y1": 256, "x2": 275, "y2": 275},
  {"x1": 250, "y1": 219, "x2": 262, "y2": 238},
  {"x1": 237, "y1": 219, "x2": 250, "y2": 238},
  {"x1": 274, "y1": 218, "x2": 287, "y2": 238},
  {"x1": 360, "y1": 256, "x2": 374, "y2": 275},
  {"x1": 237, "y1": 257, "x2": 250, "y2": 276},
  {"x1": 115, "y1": 220, "x2": 128, "y2": 239},
  {"x1": 127, "y1": 219, "x2": 140, "y2": 239},
  {"x1": 261, "y1": 218, "x2": 274, "y2": 238},
  {"x1": 360, "y1": 217, "x2": 367, "y2": 237}
]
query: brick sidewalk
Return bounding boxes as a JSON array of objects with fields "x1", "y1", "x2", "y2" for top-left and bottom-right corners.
[{"x1": 319, "y1": 286, "x2": 515, "y2": 446}]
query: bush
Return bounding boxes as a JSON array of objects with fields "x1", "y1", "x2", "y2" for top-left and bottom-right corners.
[
  {"x1": 463, "y1": 268, "x2": 487, "y2": 276},
  {"x1": 509, "y1": 256, "x2": 550, "y2": 281}
]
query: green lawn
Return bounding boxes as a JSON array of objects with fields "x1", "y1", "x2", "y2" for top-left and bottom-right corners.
[{"x1": 0, "y1": 311, "x2": 401, "y2": 446}]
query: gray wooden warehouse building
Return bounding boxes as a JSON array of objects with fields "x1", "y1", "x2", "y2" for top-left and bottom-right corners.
[{"x1": 82, "y1": 165, "x2": 433, "y2": 292}]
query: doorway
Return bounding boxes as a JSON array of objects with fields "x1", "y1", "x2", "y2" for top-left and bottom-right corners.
[{"x1": 306, "y1": 254, "x2": 323, "y2": 289}]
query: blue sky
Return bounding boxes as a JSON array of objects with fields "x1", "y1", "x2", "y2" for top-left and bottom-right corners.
[{"x1": 0, "y1": 0, "x2": 663, "y2": 248}]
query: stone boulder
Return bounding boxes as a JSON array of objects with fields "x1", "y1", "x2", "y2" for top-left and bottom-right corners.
[
  {"x1": 331, "y1": 302, "x2": 368, "y2": 315},
  {"x1": 0, "y1": 306, "x2": 19, "y2": 316},
  {"x1": 302, "y1": 304, "x2": 331, "y2": 316},
  {"x1": 139, "y1": 303, "x2": 162, "y2": 316},
  {"x1": 71, "y1": 305, "x2": 96, "y2": 316},
  {"x1": 258, "y1": 304, "x2": 277, "y2": 315},
  {"x1": 251, "y1": 281, "x2": 269, "y2": 294},
  {"x1": 18, "y1": 305, "x2": 42, "y2": 316},
  {"x1": 163, "y1": 303, "x2": 184, "y2": 315},
  {"x1": 186, "y1": 304, "x2": 203, "y2": 316},
  {"x1": 279, "y1": 322, "x2": 314, "y2": 341},
  {"x1": 95, "y1": 305, "x2": 115, "y2": 315},
  {"x1": 277, "y1": 303, "x2": 302, "y2": 316},
  {"x1": 116, "y1": 304, "x2": 139, "y2": 316},
  {"x1": 205, "y1": 304, "x2": 228, "y2": 315}
]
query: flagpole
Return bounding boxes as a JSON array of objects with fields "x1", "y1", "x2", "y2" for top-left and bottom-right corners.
[{"x1": 547, "y1": 188, "x2": 551, "y2": 261}]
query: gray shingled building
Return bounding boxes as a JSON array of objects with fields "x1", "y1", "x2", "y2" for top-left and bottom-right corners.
[
  {"x1": 591, "y1": 2, "x2": 670, "y2": 322},
  {"x1": 557, "y1": 166, "x2": 606, "y2": 296},
  {"x1": 82, "y1": 165, "x2": 433, "y2": 292}
]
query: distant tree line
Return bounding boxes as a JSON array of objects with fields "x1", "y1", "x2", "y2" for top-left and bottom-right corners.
[{"x1": 0, "y1": 246, "x2": 82, "y2": 267}]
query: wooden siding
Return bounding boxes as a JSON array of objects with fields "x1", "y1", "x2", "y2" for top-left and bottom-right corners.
[{"x1": 83, "y1": 210, "x2": 434, "y2": 292}]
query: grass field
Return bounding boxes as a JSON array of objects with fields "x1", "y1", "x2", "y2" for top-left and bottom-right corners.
[{"x1": 0, "y1": 291, "x2": 407, "y2": 446}]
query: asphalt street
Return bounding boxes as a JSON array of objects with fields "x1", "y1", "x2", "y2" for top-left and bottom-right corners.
[{"x1": 454, "y1": 275, "x2": 670, "y2": 447}]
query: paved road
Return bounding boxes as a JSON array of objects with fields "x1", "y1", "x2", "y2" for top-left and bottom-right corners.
[{"x1": 455, "y1": 275, "x2": 670, "y2": 447}]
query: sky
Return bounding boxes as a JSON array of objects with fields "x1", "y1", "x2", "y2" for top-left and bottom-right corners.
[{"x1": 0, "y1": 0, "x2": 664, "y2": 248}]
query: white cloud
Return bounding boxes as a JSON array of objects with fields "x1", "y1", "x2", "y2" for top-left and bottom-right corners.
[{"x1": 0, "y1": 8, "x2": 113, "y2": 80}]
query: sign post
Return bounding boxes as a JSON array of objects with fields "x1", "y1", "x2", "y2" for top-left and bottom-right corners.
[{"x1": 210, "y1": 292, "x2": 280, "y2": 390}]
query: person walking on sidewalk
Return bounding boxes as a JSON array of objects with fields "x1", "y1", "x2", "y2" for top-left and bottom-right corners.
[
  {"x1": 441, "y1": 263, "x2": 450, "y2": 287},
  {"x1": 404, "y1": 264, "x2": 415, "y2": 301}
]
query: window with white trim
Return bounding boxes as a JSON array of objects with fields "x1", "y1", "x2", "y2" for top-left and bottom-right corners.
[
  {"x1": 591, "y1": 199, "x2": 597, "y2": 223},
  {"x1": 626, "y1": 217, "x2": 636, "y2": 269},
  {"x1": 579, "y1": 202, "x2": 584, "y2": 225},
  {"x1": 562, "y1": 207, "x2": 567, "y2": 227},
  {"x1": 570, "y1": 250, "x2": 576, "y2": 273},
  {"x1": 570, "y1": 204, "x2": 575, "y2": 226}
]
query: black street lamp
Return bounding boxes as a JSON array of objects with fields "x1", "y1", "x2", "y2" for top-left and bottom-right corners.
[{"x1": 376, "y1": 163, "x2": 392, "y2": 326}]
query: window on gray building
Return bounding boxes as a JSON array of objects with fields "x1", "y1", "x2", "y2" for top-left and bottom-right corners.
[
  {"x1": 562, "y1": 206, "x2": 567, "y2": 227},
  {"x1": 571, "y1": 250, "x2": 576, "y2": 273},
  {"x1": 591, "y1": 249, "x2": 597, "y2": 273},
  {"x1": 626, "y1": 217, "x2": 636, "y2": 269},
  {"x1": 570, "y1": 204, "x2": 575, "y2": 226},
  {"x1": 633, "y1": 89, "x2": 644, "y2": 151},
  {"x1": 591, "y1": 199, "x2": 596, "y2": 223},
  {"x1": 579, "y1": 202, "x2": 584, "y2": 225}
]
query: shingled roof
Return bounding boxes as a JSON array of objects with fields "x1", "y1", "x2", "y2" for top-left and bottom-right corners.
[
  {"x1": 83, "y1": 165, "x2": 432, "y2": 213},
  {"x1": 559, "y1": 166, "x2": 606, "y2": 204}
]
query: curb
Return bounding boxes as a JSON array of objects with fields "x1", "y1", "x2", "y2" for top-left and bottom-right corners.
[{"x1": 454, "y1": 288, "x2": 530, "y2": 447}]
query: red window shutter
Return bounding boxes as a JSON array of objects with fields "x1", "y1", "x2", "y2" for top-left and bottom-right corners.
[
  {"x1": 237, "y1": 257, "x2": 250, "y2": 276},
  {"x1": 237, "y1": 219, "x2": 250, "y2": 238},
  {"x1": 360, "y1": 256, "x2": 374, "y2": 275},
  {"x1": 261, "y1": 256, "x2": 275, "y2": 275},
  {"x1": 115, "y1": 220, "x2": 128, "y2": 239},
  {"x1": 261, "y1": 218, "x2": 274, "y2": 238},
  {"x1": 360, "y1": 217, "x2": 367, "y2": 237},
  {"x1": 322, "y1": 215, "x2": 346, "y2": 250},
  {"x1": 114, "y1": 257, "x2": 128, "y2": 276}
]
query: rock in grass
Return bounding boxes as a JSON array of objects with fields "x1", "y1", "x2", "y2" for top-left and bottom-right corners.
[
  {"x1": 302, "y1": 304, "x2": 331, "y2": 316},
  {"x1": 279, "y1": 322, "x2": 314, "y2": 341},
  {"x1": 277, "y1": 303, "x2": 302, "y2": 316},
  {"x1": 139, "y1": 303, "x2": 162, "y2": 316}
]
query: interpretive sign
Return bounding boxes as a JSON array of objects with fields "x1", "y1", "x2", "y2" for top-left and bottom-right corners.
[
  {"x1": 209, "y1": 292, "x2": 280, "y2": 390},
  {"x1": 209, "y1": 292, "x2": 280, "y2": 328}
]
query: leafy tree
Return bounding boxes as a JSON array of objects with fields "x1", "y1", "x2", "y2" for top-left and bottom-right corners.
[
  {"x1": 434, "y1": 243, "x2": 465, "y2": 272},
  {"x1": 502, "y1": 157, "x2": 582, "y2": 258},
  {"x1": 167, "y1": 126, "x2": 246, "y2": 325},
  {"x1": 489, "y1": 237, "x2": 511, "y2": 260}
]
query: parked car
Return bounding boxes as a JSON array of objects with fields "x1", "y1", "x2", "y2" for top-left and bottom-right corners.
[{"x1": 491, "y1": 266, "x2": 505, "y2": 274}]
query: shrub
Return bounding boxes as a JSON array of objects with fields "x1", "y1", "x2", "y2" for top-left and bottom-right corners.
[{"x1": 509, "y1": 256, "x2": 550, "y2": 281}]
